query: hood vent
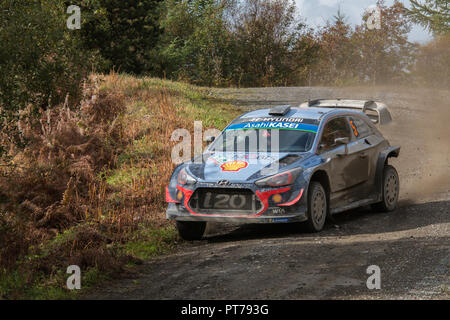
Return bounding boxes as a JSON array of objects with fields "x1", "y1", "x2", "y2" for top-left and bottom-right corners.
[{"x1": 278, "y1": 154, "x2": 301, "y2": 166}]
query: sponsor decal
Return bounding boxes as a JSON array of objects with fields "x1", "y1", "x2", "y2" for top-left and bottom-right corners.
[
  {"x1": 220, "y1": 160, "x2": 248, "y2": 172},
  {"x1": 271, "y1": 207, "x2": 286, "y2": 215},
  {"x1": 238, "y1": 117, "x2": 320, "y2": 125},
  {"x1": 268, "y1": 218, "x2": 290, "y2": 223},
  {"x1": 226, "y1": 121, "x2": 318, "y2": 133},
  {"x1": 208, "y1": 153, "x2": 276, "y2": 165},
  {"x1": 250, "y1": 117, "x2": 305, "y2": 123},
  {"x1": 207, "y1": 154, "x2": 228, "y2": 165},
  {"x1": 203, "y1": 183, "x2": 248, "y2": 188},
  {"x1": 350, "y1": 120, "x2": 359, "y2": 137},
  {"x1": 207, "y1": 156, "x2": 220, "y2": 165}
]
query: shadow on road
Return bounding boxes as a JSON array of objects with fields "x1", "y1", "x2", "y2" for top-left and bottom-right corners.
[{"x1": 204, "y1": 200, "x2": 450, "y2": 243}]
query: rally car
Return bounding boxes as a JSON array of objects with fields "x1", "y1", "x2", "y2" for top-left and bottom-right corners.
[{"x1": 166, "y1": 99, "x2": 400, "y2": 240}]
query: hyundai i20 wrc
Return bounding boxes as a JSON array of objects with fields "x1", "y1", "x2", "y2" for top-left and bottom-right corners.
[{"x1": 166, "y1": 100, "x2": 400, "y2": 240}]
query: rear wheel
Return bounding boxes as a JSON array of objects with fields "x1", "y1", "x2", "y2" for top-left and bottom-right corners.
[
  {"x1": 372, "y1": 165, "x2": 399, "y2": 212},
  {"x1": 305, "y1": 181, "x2": 327, "y2": 232},
  {"x1": 176, "y1": 221, "x2": 206, "y2": 241}
]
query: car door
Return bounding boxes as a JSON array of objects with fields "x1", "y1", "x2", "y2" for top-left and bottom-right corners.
[
  {"x1": 347, "y1": 115, "x2": 386, "y2": 196},
  {"x1": 345, "y1": 116, "x2": 373, "y2": 197},
  {"x1": 318, "y1": 117, "x2": 356, "y2": 194}
]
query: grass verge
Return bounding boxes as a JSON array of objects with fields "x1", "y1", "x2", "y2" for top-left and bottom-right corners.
[{"x1": 0, "y1": 73, "x2": 240, "y2": 299}]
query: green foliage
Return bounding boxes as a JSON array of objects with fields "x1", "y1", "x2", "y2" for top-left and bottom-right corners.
[
  {"x1": 159, "y1": 0, "x2": 236, "y2": 86},
  {"x1": 0, "y1": 0, "x2": 93, "y2": 110},
  {"x1": 159, "y1": 0, "x2": 319, "y2": 87},
  {"x1": 0, "y1": 0, "x2": 94, "y2": 153},
  {"x1": 76, "y1": 0, "x2": 164, "y2": 74},
  {"x1": 233, "y1": 0, "x2": 317, "y2": 87},
  {"x1": 407, "y1": 0, "x2": 450, "y2": 35},
  {"x1": 123, "y1": 225, "x2": 178, "y2": 260}
]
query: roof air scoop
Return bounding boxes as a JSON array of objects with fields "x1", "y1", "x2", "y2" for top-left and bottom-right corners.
[{"x1": 269, "y1": 105, "x2": 291, "y2": 116}]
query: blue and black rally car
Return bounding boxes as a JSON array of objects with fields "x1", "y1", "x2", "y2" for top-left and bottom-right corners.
[{"x1": 166, "y1": 100, "x2": 400, "y2": 240}]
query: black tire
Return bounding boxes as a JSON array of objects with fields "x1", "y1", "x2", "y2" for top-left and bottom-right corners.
[
  {"x1": 372, "y1": 165, "x2": 399, "y2": 212},
  {"x1": 305, "y1": 181, "x2": 328, "y2": 232},
  {"x1": 176, "y1": 221, "x2": 206, "y2": 241}
]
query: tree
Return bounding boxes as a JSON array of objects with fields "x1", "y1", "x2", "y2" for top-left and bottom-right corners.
[
  {"x1": 0, "y1": 0, "x2": 93, "y2": 154},
  {"x1": 159, "y1": 0, "x2": 236, "y2": 86},
  {"x1": 352, "y1": 0, "x2": 415, "y2": 85},
  {"x1": 407, "y1": 0, "x2": 450, "y2": 35},
  {"x1": 290, "y1": 28, "x2": 320, "y2": 86},
  {"x1": 311, "y1": 8, "x2": 358, "y2": 85},
  {"x1": 76, "y1": 0, "x2": 163, "y2": 75},
  {"x1": 232, "y1": 0, "x2": 304, "y2": 87},
  {"x1": 413, "y1": 34, "x2": 450, "y2": 88}
]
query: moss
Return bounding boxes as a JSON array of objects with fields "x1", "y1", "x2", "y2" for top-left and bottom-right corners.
[
  {"x1": 106, "y1": 167, "x2": 155, "y2": 188},
  {"x1": 123, "y1": 225, "x2": 178, "y2": 260},
  {"x1": 0, "y1": 269, "x2": 77, "y2": 300}
]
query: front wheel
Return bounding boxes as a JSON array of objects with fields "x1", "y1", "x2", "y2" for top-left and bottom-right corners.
[
  {"x1": 176, "y1": 221, "x2": 206, "y2": 241},
  {"x1": 305, "y1": 181, "x2": 328, "y2": 232},
  {"x1": 372, "y1": 165, "x2": 399, "y2": 212}
]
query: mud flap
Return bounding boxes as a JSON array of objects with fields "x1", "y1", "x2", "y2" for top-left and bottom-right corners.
[{"x1": 375, "y1": 146, "x2": 400, "y2": 198}]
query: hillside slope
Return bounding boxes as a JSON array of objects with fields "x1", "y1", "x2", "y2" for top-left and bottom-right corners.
[{"x1": 0, "y1": 74, "x2": 240, "y2": 299}]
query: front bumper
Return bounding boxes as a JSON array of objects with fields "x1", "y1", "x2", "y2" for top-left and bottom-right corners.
[
  {"x1": 166, "y1": 183, "x2": 308, "y2": 224},
  {"x1": 166, "y1": 204, "x2": 307, "y2": 224}
]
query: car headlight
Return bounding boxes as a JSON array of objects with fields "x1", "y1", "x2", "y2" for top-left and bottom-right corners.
[
  {"x1": 177, "y1": 168, "x2": 197, "y2": 185},
  {"x1": 255, "y1": 168, "x2": 302, "y2": 188}
]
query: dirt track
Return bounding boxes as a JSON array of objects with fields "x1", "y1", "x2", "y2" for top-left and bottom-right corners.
[{"x1": 86, "y1": 86, "x2": 449, "y2": 300}]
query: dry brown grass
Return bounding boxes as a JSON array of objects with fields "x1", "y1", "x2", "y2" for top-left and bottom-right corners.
[{"x1": 0, "y1": 73, "x2": 238, "y2": 298}]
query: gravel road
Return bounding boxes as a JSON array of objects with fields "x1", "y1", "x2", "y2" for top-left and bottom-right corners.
[{"x1": 86, "y1": 86, "x2": 449, "y2": 300}]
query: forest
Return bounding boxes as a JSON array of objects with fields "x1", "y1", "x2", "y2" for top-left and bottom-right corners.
[{"x1": 0, "y1": 0, "x2": 448, "y2": 298}]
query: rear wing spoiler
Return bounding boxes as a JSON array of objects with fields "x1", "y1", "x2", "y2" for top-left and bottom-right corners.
[{"x1": 299, "y1": 99, "x2": 392, "y2": 125}]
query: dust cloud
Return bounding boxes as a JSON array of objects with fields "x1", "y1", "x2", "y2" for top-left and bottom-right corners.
[{"x1": 341, "y1": 86, "x2": 450, "y2": 203}]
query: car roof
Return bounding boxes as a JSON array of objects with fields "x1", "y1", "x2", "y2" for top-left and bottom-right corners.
[{"x1": 237, "y1": 106, "x2": 359, "y2": 122}]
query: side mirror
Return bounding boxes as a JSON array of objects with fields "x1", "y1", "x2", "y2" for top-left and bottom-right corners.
[
  {"x1": 318, "y1": 143, "x2": 326, "y2": 152},
  {"x1": 334, "y1": 137, "x2": 349, "y2": 145},
  {"x1": 334, "y1": 137, "x2": 349, "y2": 156},
  {"x1": 205, "y1": 136, "x2": 216, "y2": 145}
]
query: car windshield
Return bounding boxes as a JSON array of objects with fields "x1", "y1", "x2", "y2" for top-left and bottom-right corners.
[{"x1": 209, "y1": 121, "x2": 317, "y2": 153}]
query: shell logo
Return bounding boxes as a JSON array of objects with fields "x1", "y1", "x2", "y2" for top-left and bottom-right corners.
[{"x1": 220, "y1": 160, "x2": 248, "y2": 172}]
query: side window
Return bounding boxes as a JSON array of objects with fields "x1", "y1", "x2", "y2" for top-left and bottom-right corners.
[
  {"x1": 348, "y1": 116, "x2": 372, "y2": 138},
  {"x1": 319, "y1": 117, "x2": 351, "y2": 153}
]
